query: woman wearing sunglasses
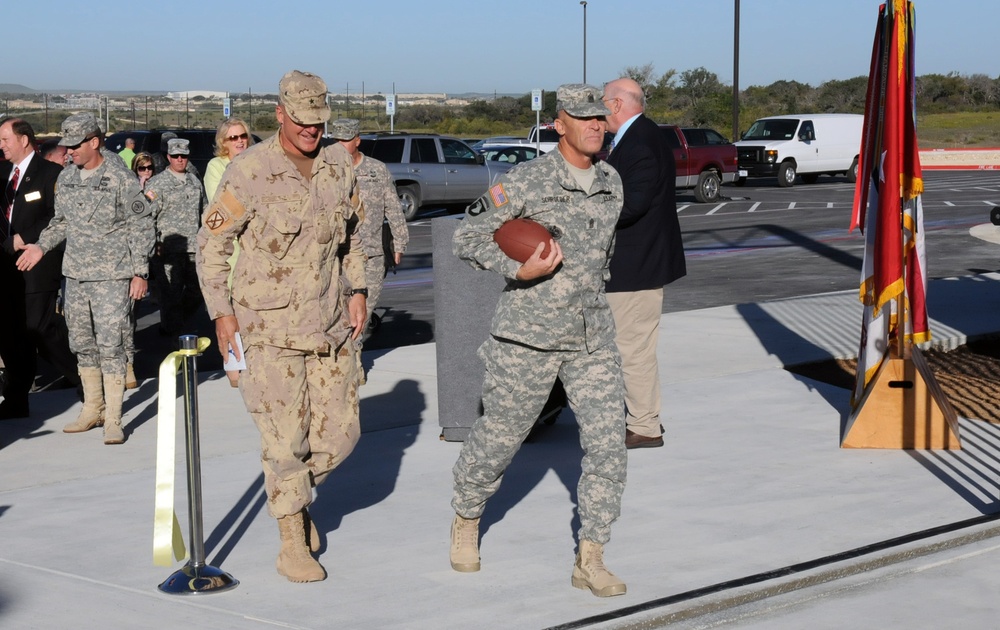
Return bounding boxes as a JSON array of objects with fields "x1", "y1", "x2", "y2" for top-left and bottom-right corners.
[{"x1": 204, "y1": 118, "x2": 254, "y2": 200}]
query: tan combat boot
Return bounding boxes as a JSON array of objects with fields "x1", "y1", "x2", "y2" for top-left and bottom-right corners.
[
  {"x1": 63, "y1": 367, "x2": 105, "y2": 433},
  {"x1": 572, "y1": 539, "x2": 626, "y2": 597},
  {"x1": 102, "y1": 373, "x2": 126, "y2": 445},
  {"x1": 125, "y1": 363, "x2": 138, "y2": 390},
  {"x1": 449, "y1": 515, "x2": 480, "y2": 572},
  {"x1": 276, "y1": 511, "x2": 326, "y2": 582}
]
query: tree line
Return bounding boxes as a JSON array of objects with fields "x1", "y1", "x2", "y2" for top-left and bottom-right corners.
[{"x1": 392, "y1": 65, "x2": 1000, "y2": 140}]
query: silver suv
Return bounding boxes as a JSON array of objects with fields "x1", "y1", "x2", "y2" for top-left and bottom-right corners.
[{"x1": 358, "y1": 133, "x2": 513, "y2": 220}]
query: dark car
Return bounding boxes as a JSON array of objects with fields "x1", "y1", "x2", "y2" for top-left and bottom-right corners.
[{"x1": 104, "y1": 129, "x2": 261, "y2": 176}]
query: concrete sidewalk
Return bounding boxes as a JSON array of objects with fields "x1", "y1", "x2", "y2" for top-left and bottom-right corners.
[{"x1": 2, "y1": 273, "x2": 1000, "y2": 629}]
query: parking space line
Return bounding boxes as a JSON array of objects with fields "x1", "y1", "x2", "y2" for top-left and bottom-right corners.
[
  {"x1": 944, "y1": 201, "x2": 955, "y2": 206},
  {"x1": 789, "y1": 202, "x2": 797, "y2": 209},
  {"x1": 748, "y1": 202, "x2": 761, "y2": 213},
  {"x1": 706, "y1": 203, "x2": 726, "y2": 215},
  {"x1": 677, "y1": 204, "x2": 691, "y2": 213}
]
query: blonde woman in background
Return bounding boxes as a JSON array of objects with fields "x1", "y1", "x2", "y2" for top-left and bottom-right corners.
[
  {"x1": 204, "y1": 119, "x2": 253, "y2": 387},
  {"x1": 204, "y1": 118, "x2": 253, "y2": 199}
]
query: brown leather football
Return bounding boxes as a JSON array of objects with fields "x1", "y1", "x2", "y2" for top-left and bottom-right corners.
[{"x1": 493, "y1": 218, "x2": 552, "y2": 263}]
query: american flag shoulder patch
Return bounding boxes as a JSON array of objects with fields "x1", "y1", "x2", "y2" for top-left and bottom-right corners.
[{"x1": 489, "y1": 183, "x2": 509, "y2": 207}]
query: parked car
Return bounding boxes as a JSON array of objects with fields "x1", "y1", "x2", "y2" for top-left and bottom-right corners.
[
  {"x1": 658, "y1": 125, "x2": 739, "y2": 203},
  {"x1": 468, "y1": 136, "x2": 523, "y2": 154},
  {"x1": 734, "y1": 113, "x2": 863, "y2": 187},
  {"x1": 104, "y1": 129, "x2": 262, "y2": 177},
  {"x1": 358, "y1": 132, "x2": 513, "y2": 220},
  {"x1": 481, "y1": 145, "x2": 543, "y2": 165}
]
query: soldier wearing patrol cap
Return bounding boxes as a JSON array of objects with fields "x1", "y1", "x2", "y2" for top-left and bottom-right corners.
[
  {"x1": 145, "y1": 138, "x2": 207, "y2": 336},
  {"x1": 449, "y1": 84, "x2": 629, "y2": 597},
  {"x1": 196, "y1": 70, "x2": 366, "y2": 583},
  {"x1": 329, "y1": 118, "x2": 409, "y2": 340},
  {"x1": 16, "y1": 112, "x2": 155, "y2": 445}
]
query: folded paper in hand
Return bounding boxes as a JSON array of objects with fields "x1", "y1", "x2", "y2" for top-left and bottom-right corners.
[{"x1": 224, "y1": 332, "x2": 247, "y2": 371}]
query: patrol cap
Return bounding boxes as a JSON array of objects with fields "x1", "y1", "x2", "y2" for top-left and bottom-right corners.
[
  {"x1": 329, "y1": 118, "x2": 360, "y2": 141},
  {"x1": 556, "y1": 84, "x2": 610, "y2": 118},
  {"x1": 167, "y1": 138, "x2": 190, "y2": 155},
  {"x1": 278, "y1": 70, "x2": 332, "y2": 126},
  {"x1": 59, "y1": 112, "x2": 102, "y2": 146}
]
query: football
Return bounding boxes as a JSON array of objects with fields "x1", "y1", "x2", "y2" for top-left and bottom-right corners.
[{"x1": 493, "y1": 218, "x2": 552, "y2": 263}]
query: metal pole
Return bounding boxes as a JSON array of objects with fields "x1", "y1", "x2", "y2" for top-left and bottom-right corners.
[
  {"x1": 580, "y1": 1, "x2": 588, "y2": 83},
  {"x1": 158, "y1": 335, "x2": 238, "y2": 595},
  {"x1": 732, "y1": 0, "x2": 741, "y2": 141}
]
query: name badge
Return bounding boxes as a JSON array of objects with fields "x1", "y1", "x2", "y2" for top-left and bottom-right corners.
[{"x1": 24, "y1": 191, "x2": 42, "y2": 202}]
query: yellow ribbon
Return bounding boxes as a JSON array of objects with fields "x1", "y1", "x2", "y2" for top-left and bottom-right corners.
[{"x1": 152, "y1": 337, "x2": 211, "y2": 567}]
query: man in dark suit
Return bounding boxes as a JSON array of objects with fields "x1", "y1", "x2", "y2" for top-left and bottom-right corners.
[
  {"x1": 0, "y1": 118, "x2": 78, "y2": 419},
  {"x1": 602, "y1": 78, "x2": 686, "y2": 449}
]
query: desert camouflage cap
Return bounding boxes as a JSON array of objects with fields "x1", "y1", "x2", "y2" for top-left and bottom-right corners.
[
  {"x1": 556, "y1": 84, "x2": 610, "y2": 118},
  {"x1": 59, "y1": 112, "x2": 102, "y2": 146},
  {"x1": 167, "y1": 138, "x2": 190, "y2": 155},
  {"x1": 278, "y1": 70, "x2": 332, "y2": 126},
  {"x1": 329, "y1": 118, "x2": 360, "y2": 141}
]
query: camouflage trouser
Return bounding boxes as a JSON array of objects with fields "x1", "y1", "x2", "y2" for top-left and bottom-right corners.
[
  {"x1": 153, "y1": 251, "x2": 202, "y2": 335},
  {"x1": 64, "y1": 278, "x2": 130, "y2": 375},
  {"x1": 364, "y1": 257, "x2": 386, "y2": 324},
  {"x1": 240, "y1": 342, "x2": 362, "y2": 519},
  {"x1": 452, "y1": 337, "x2": 627, "y2": 544}
]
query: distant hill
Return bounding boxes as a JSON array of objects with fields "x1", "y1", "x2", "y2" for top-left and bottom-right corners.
[{"x1": 0, "y1": 83, "x2": 38, "y2": 94}]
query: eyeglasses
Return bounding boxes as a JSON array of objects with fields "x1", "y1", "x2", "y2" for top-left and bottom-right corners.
[
  {"x1": 168, "y1": 154, "x2": 188, "y2": 159},
  {"x1": 226, "y1": 133, "x2": 249, "y2": 142},
  {"x1": 136, "y1": 165, "x2": 153, "y2": 172},
  {"x1": 66, "y1": 135, "x2": 98, "y2": 151}
]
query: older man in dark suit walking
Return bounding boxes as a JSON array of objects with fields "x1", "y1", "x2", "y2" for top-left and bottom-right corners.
[
  {"x1": 0, "y1": 118, "x2": 77, "y2": 419},
  {"x1": 602, "y1": 78, "x2": 687, "y2": 449}
]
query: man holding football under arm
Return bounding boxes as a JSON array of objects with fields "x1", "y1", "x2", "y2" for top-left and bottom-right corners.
[{"x1": 449, "y1": 84, "x2": 628, "y2": 598}]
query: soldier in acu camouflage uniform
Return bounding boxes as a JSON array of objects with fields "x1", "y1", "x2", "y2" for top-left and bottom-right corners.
[
  {"x1": 196, "y1": 70, "x2": 367, "y2": 584},
  {"x1": 145, "y1": 138, "x2": 207, "y2": 335},
  {"x1": 16, "y1": 112, "x2": 154, "y2": 445},
  {"x1": 449, "y1": 84, "x2": 629, "y2": 598},
  {"x1": 329, "y1": 118, "x2": 409, "y2": 337}
]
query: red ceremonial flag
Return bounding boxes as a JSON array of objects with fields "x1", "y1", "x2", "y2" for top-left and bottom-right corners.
[{"x1": 852, "y1": 0, "x2": 928, "y2": 406}]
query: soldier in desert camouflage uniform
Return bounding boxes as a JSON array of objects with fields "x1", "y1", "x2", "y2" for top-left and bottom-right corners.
[
  {"x1": 196, "y1": 70, "x2": 367, "y2": 584},
  {"x1": 145, "y1": 138, "x2": 207, "y2": 335},
  {"x1": 16, "y1": 112, "x2": 154, "y2": 445},
  {"x1": 329, "y1": 118, "x2": 409, "y2": 335},
  {"x1": 449, "y1": 84, "x2": 629, "y2": 598}
]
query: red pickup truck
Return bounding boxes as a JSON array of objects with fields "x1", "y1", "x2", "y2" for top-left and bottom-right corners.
[{"x1": 657, "y1": 125, "x2": 739, "y2": 203}]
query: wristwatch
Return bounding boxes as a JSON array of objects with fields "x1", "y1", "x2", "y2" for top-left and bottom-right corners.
[
  {"x1": 136, "y1": 272, "x2": 149, "y2": 280},
  {"x1": 351, "y1": 288, "x2": 368, "y2": 297}
]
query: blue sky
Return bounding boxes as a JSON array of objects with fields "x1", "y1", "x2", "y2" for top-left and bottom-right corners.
[{"x1": 7, "y1": 0, "x2": 998, "y2": 95}]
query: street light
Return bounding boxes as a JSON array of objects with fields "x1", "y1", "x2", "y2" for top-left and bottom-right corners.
[{"x1": 580, "y1": 1, "x2": 587, "y2": 83}]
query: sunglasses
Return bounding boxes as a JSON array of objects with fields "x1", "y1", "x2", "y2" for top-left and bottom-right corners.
[
  {"x1": 137, "y1": 165, "x2": 153, "y2": 172},
  {"x1": 226, "y1": 133, "x2": 249, "y2": 142},
  {"x1": 168, "y1": 154, "x2": 188, "y2": 159}
]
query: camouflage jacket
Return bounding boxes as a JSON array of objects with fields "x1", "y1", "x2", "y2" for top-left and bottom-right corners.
[
  {"x1": 38, "y1": 147, "x2": 154, "y2": 280},
  {"x1": 145, "y1": 169, "x2": 207, "y2": 254},
  {"x1": 196, "y1": 134, "x2": 366, "y2": 353},
  {"x1": 355, "y1": 153, "x2": 408, "y2": 259},
  {"x1": 453, "y1": 149, "x2": 623, "y2": 352}
]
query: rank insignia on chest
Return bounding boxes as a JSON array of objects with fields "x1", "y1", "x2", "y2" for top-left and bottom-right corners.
[{"x1": 489, "y1": 183, "x2": 508, "y2": 208}]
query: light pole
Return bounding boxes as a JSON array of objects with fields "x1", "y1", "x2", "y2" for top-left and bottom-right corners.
[
  {"x1": 732, "y1": 0, "x2": 741, "y2": 141},
  {"x1": 580, "y1": 1, "x2": 587, "y2": 83}
]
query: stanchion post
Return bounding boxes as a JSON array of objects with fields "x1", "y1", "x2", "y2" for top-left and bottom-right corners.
[{"x1": 158, "y1": 335, "x2": 239, "y2": 595}]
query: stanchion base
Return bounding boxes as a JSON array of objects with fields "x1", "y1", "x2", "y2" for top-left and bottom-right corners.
[{"x1": 158, "y1": 563, "x2": 239, "y2": 595}]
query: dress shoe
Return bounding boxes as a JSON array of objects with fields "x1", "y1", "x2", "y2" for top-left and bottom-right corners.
[
  {"x1": 625, "y1": 428, "x2": 663, "y2": 449},
  {"x1": 0, "y1": 398, "x2": 30, "y2": 420}
]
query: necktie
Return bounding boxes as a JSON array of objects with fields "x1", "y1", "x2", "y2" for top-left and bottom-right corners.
[
  {"x1": 5, "y1": 166, "x2": 19, "y2": 221},
  {"x1": 608, "y1": 139, "x2": 616, "y2": 154}
]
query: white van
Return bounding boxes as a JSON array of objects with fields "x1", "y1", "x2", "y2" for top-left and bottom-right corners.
[{"x1": 734, "y1": 113, "x2": 864, "y2": 187}]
